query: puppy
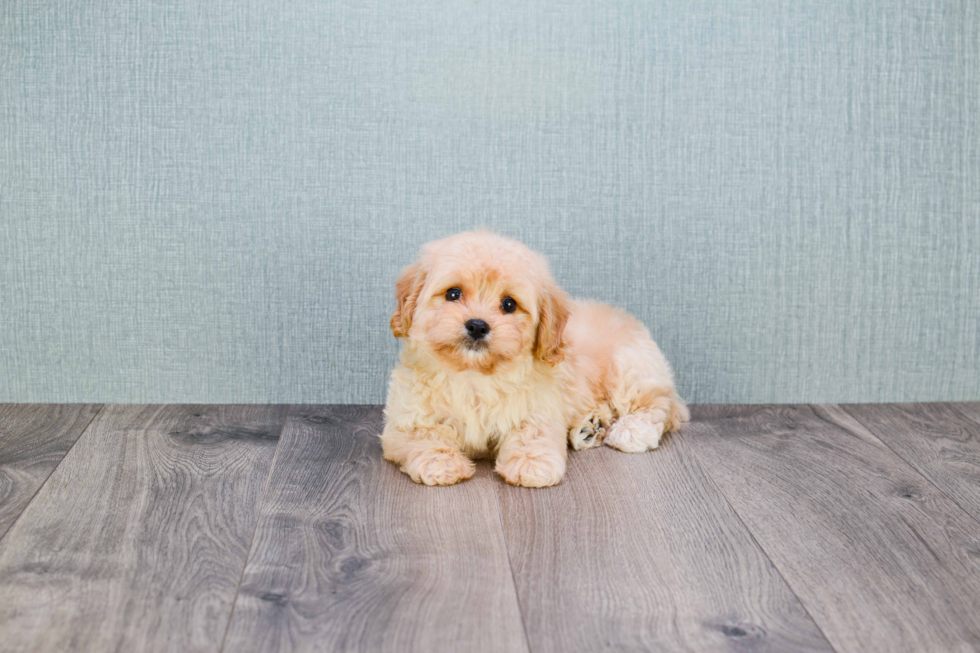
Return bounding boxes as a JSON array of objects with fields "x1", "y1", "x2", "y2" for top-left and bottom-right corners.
[{"x1": 381, "y1": 232, "x2": 688, "y2": 488}]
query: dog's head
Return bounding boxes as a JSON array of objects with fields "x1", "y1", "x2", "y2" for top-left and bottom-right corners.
[{"x1": 390, "y1": 231, "x2": 570, "y2": 374}]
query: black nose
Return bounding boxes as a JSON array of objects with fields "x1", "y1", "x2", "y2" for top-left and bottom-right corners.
[{"x1": 465, "y1": 319, "x2": 490, "y2": 340}]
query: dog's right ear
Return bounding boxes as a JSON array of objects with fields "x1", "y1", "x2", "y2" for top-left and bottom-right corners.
[
  {"x1": 390, "y1": 261, "x2": 426, "y2": 338},
  {"x1": 534, "y1": 284, "x2": 571, "y2": 365}
]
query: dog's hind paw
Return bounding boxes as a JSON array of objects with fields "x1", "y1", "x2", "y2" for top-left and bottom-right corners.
[
  {"x1": 604, "y1": 411, "x2": 666, "y2": 453},
  {"x1": 569, "y1": 415, "x2": 607, "y2": 451}
]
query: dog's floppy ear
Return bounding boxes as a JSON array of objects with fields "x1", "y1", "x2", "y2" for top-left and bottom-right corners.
[
  {"x1": 390, "y1": 261, "x2": 426, "y2": 338},
  {"x1": 534, "y1": 285, "x2": 570, "y2": 365}
]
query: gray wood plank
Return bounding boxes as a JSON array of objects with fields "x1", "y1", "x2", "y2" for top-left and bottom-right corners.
[
  {"x1": 684, "y1": 404, "x2": 980, "y2": 653},
  {"x1": 222, "y1": 405, "x2": 529, "y2": 653},
  {"x1": 0, "y1": 404, "x2": 102, "y2": 540},
  {"x1": 0, "y1": 404, "x2": 288, "y2": 653},
  {"x1": 497, "y1": 431, "x2": 833, "y2": 652},
  {"x1": 838, "y1": 402, "x2": 980, "y2": 523}
]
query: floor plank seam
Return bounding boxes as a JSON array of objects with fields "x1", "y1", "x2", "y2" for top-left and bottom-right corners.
[
  {"x1": 493, "y1": 483, "x2": 534, "y2": 653},
  {"x1": 0, "y1": 404, "x2": 105, "y2": 547},
  {"x1": 217, "y1": 404, "x2": 294, "y2": 653},
  {"x1": 836, "y1": 404, "x2": 980, "y2": 531},
  {"x1": 675, "y1": 429, "x2": 841, "y2": 653}
]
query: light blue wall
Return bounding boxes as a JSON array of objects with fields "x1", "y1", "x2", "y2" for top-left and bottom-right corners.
[{"x1": 2, "y1": 0, "x2": 978, "y2": 404}]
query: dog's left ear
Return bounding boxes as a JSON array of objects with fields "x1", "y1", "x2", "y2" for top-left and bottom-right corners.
[
  {"x1": 390, "y1": 261, "x2": 426, "y2": 338},
  {"x1": 534, "y1": 285, "x2": 571, "y2": 365}
]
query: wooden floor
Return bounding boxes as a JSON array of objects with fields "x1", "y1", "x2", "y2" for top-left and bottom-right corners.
[{"x1": 0, "y1": 404, "x2": 979, "y2": 652}]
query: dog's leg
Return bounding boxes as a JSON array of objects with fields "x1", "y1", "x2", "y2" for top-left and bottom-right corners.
[
  {"x1": 381, "y1": 424, "x2": 474, "y2": 486},
  {"x1": 496, "y1": 421, "x2": 567, "y2": 487},
  {"x1": 601, "y1": 333, "x2": 690, "y2": 453}
]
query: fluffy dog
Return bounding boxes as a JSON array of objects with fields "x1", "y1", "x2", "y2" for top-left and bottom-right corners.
[{"x1": 381, "y1": 232, "x2": 688, "y2": 488}]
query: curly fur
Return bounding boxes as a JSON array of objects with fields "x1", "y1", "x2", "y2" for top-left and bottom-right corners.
[{"x1": 381, "y1": 231, "x2": 688, "y2": 487}]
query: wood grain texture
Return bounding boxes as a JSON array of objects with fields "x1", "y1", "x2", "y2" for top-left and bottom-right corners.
[
  {"x1": 0, "y1": 404, "x2": 288, "y2": 653},
  {"x1": 222, "y1": 405, "x2": 529, "y2": 653},
  {"x1": 0, "y1": 404, "x2": 102, "y2": 539},
  {"x1": 496, "y1": 433, "x2": 833, "y2": 652},
  {"x1": 684, "y1": 404, "x2": 980, "y2": 653},
  {"x1": 839, "y1": 402, "x2": 980, "y2": 523}
]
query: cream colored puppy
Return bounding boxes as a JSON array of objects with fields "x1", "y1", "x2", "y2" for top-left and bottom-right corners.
[{"x1": 381, "y1": 232, "x2": 688, "y2": 488}]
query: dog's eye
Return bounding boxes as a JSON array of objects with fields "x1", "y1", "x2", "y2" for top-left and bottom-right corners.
[
  {"x1": 501, "y1": 297, "x2": 517, "y2": 313},
  {"x1": 445, "y1": 287, "x2": 462, "y2": 302}
]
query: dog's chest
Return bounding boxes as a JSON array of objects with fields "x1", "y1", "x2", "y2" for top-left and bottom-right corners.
[{"x1": 438, "y1": 375, "x2": 535, "y2": 456}]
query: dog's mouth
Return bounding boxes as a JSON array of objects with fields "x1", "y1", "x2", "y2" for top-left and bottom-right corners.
[{"x1": 431, "y1": 336, "x2": 501, "y2": 374}]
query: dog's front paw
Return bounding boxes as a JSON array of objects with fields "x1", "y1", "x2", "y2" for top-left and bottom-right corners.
[
  {"x1": 403, "y1": 447, "x2": 475, "y2": 486},
  {"x1": 569, "y1": 415, "x2": 607, "y2": 451},
  {"x1": 604, "y1": 411, "x2": 666, "y2": 453},
  {"x1": 495, "y1": 450, "x2": 565, "y2": 488}
]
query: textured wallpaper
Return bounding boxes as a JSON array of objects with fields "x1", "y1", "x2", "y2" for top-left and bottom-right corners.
[{"x1": 1, "y1": 0, "x2": 978, "y2": 404}]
